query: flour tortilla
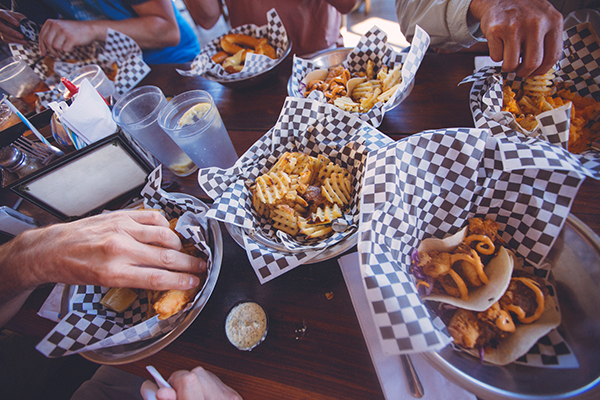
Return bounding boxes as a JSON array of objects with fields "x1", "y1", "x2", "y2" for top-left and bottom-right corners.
[
  {"x1": 465, "y1": 295, "x2": 561, "y2": 366},
  {"x1": 417, "y1": 227, "x2": 514, "y2": 312}
]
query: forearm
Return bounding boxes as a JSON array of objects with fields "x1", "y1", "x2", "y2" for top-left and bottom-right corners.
[
  {"x1": 395, "y1": 0, "x2": 480, "y2": 51},
  {"x1": 325, "y1": 0, "x2": 359, "y2": 14},
  {"x1": 70, "y1": 16, "x2": 180, "y2": 49},
  {"x1": 0, "y1": 229, "x2": 46, "y2": 327},
  {"x1": 183, "y1": 0, "x2": 222, "y2": 30}
]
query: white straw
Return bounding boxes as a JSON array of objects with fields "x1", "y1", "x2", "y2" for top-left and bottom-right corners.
[{"x1": 2, "y1": 95, "x2": 50, "y2": 145}]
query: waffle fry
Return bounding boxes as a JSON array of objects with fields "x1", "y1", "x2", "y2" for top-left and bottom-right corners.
[
  {"x1": 254, "y1": 171, "x2": 292, "y2": 204},
  {"x1": 249, "y1": 152, "x2": 353, "y2": 239},
  {"x1": 271, "y1": 204, "x2": 299, "y2": 236},
  {"x1": 322, "y1": 173, "x2": 352, "y2": 207},
  {"x1": 304, "y1": 61, "x2": 402, "y2": 113},
  {"x1": 502, "y1": 68, "x2": 600, "y2": 153}
]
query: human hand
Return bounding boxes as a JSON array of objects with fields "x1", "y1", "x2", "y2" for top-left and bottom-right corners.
[
  {"x1": 469, "y1": 0, "x2": 563, "y2": 77},
  {"x1": 5, "y1": 209, "x2": 205, "y2": 292},
  {"x1": 149, "y1": 367, "x2": 242, "y2": 400},
  {"x1": 0, "y1": 10, "x2": 28, "y2": 45},
  {"x1": 38, "y1": 19, "x2": 102, "y2": 57}
]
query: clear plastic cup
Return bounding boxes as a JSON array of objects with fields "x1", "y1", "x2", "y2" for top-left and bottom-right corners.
[
  {"x1": 112, "y1": 86, "x2": 197, "y2": 177},
  {"x1": 0, "y1": 56, "x2": 45, "y2": 109},
  {"x1": 158, "y1": 90, "x2": 238, "y2": 169},
  {"x1": 65, "y1": 64, "x2": 116, "y2": 100}
]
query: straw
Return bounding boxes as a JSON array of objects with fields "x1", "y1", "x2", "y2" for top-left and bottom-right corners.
[{"x1": 1, "y1": 95, "x2": 51, "y2": 145}]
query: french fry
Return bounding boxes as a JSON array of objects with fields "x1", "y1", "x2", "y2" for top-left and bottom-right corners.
[
  {"x1": 271, "y1": 204, "x2": 299, "y2": 236},
  {"x1": 249, "y1": 151, "x2": 353, "y2": 239}
]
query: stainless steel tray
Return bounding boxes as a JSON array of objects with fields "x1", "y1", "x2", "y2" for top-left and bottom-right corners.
[
  {"x1": 61, "y1": 193, "x2": 222, "y2": 365},
  {"x1": 423, "y1": 214, "x2": 600, "y2": 399}
]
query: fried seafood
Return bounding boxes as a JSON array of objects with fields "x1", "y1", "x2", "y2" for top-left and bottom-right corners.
[
  {"x1": 442, "y1": 269, "x2": 559, "y2": 365},
  {"x1": 249, "y1": 151, "x2": 352, "y2": 239},
  {"x1": 211, "y1": 33, "x2": 277, "y2": 73},
  {"x1": 415, "y1": 218, "x2": 502, "y2": 301},
  {"x1": 502, "y1": 68, "x2": 600, "y2": 153}
]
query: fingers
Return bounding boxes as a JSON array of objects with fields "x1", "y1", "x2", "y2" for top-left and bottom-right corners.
[
  {"x1": 471, "y1": 0, "x2": 563, "y2": 77},
  {"x1": 0, "y1": 10, "x2": 28, "y2": 45},
  {"x1": 164, "y1": 367, "x2": 242, "y2": 400}
]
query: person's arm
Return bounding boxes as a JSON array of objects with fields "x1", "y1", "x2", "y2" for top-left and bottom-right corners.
[
  {"x1": 396, "y1": 0, "x2": 478, "y2": 53},
  {"x1": 325, "y1": 0, "x2": 359, "y2": 14},
  {"x1": 152, "y1": 367, "x2": 242, "y2": 400},
  {"x1": 38, "y1": 0, "x2": 181, "y2": 57},
  {"x1": 0, "y1": 209, "x2": 205, "y2": 327},
  {"x1": 182, "y1": 0, "x2": 223, "y2": 31},
  {"x1": 469, "y1": 0, "x2": 563, "y2": 77},
  {"x1": 0, "y1": 9, "x2": 28, "y2": 45}
]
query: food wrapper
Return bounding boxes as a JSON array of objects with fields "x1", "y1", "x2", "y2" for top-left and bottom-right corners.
[
  {"x1": 197, "y1": 96, "x2": 393, "y2": 284},
  {"x1": 36, "y1": 166, "x2": 213, "y2": 357},
  {"x1": 462, "y1": 23, "x2": 600, "y2": 179},
  {"x1": 288, "y1": 25, "x2": 430, "y2": 127},
  {"x1": 357, "y1": 127, "x2": 581, "y2": 368},
  {"x1": 10, "y1": 28, "x2": 150, "y2": 108},
  {"x1": 177, "y1": 8, "x2": 289, "y2": 81}
]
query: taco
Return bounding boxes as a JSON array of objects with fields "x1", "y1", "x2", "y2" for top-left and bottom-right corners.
[
  {"x1": 441, "y1": 268, "x2": 561, "y2": 366},
  {"x1": 412, "y1": 218, "x2": 514, "y2": 311}
]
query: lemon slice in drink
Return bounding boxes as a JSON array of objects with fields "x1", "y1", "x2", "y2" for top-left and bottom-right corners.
[{"x1": 178, "y1": 102, "x2": 211, "y2": 127}]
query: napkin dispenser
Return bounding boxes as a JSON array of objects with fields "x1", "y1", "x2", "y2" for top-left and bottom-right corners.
[{"x1": 5, "y1": 127, "x2": 155, "y2": 220}]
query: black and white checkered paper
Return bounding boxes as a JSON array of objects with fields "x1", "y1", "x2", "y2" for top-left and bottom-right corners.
[
  {"x1": 36, "y1": 166, "x2": 213, "y2": 358},
  {"x1": 288, "y1": 25, "x2": 430, "y2": 127},
  {"x1": 357, "y1": 128, "x2": 580, "y2": 368},
  {"x1": 177, "y1": 8, "x2": 288, "y2": 81},
  {"x1": 461, "y1": 23, "x2": 600, "y2": 179},
  {"x1": 10, "y1": 28, "x2": 150, "y2": 108},
  {"x1": 197, "y1": 97, "x2": 394, "y2": 283}
]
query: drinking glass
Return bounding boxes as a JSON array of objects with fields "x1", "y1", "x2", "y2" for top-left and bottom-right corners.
[
  {"x1": 158, "y1": 90, "x2": 238, "y2": 169},
  {"x1": 65, "y1": 64, "x2": 116, "y2": 100},
  {"x1": 112, "y1": 86, "x2": 197, "y2": 177},
  {"x1": 0, "y1": 56, "x2": 47, "y2": 110}
]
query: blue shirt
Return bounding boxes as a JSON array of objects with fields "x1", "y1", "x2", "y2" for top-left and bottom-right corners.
[{"x1": 40, "y1": 0, "x2": 200, "y2": 64}]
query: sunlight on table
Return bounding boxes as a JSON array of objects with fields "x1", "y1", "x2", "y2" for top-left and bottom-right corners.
[{"x1": 342, "y1": 17, "x2": 409, "y2": 53}]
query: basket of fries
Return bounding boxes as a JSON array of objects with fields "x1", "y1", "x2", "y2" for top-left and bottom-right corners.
[
  {"x1": 196, "y1": 96, "x2": 395, "y2": 283},
  {"x1": 177, "y1": 8, "x2": 291, "y2": 89},
  {"x1": 463, "y1": 22, "x2": 600, "y2": 179},
  {"x1": 288, "y1": 25, "x2": 430, "y2": 127}
]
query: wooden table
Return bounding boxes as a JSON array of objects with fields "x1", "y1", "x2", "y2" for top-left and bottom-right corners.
[{"x1": 4, "y1": 52, "x2": 600, "y2": 400}]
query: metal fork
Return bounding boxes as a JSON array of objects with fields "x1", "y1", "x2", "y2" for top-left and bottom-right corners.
[
  {"x1": 13, "y1": 136, "x2": 64, "y2": 165},
  {"x1": 401, "y1": 354, "x2": 424, "y2": 398}
]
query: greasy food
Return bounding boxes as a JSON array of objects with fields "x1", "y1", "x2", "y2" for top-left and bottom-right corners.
[
  {"x1": 211, "y1": 33, "x2": 277, "y2": 74},
  {"x1": 100, "y1": 213, "x2": 207, "y2": 320},
  {"x1": 412, "y1": 218, "x2": 514, "y2": 311},
  {"x1": 146, "y1": 217, "x2": 207, "y2": 320},
  {"x1": 303, "y1": 59, "x2": 402, "y2": 113},
  {"x1": 249, "y1": 151, "x2": 352, "y2": 239},
  {"x1": 441, "y1": 269, "x2": 560, "y2": 365},
  {"x1": 502, "y1": 68, "x2": 600, "y2": 153}
]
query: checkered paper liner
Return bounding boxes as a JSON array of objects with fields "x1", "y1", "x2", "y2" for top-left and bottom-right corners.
[
  {"x1": 288, "y1": 25, "x2": 430, "y2": 127},
  {"x1": 197, "y1": 96, "x2": 394, "y2": 284},
  {"x1": 177, "y1": 8, "x2": 288, "y2": 81},
  {"x1": 10, "y1": 28, "x2": 150, "y2": 108},
  {"x1": 36, "y1": 166, "x2": 213, "y2": 358},
  {"x1": 357, "y1": 128, "x2": 581, "y2": 368},
  {"x1": 461, "y1": 22, "x2": 600, "y2": 179}
]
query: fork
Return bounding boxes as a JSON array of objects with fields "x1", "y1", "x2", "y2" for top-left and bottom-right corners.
[
  {"x1": 401, "y1": 354, "x2": 424, "y2": 398},
  {"x1": 13, "y1": 136, "x2": 64, "y2": 164}
]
